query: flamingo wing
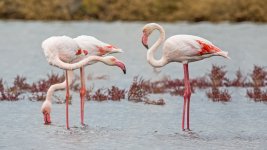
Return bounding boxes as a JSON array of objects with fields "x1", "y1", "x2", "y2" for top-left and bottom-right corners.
[
  {"x1": 165, "y1": 35, "x2": 221, "y2": 57},
  {"x1": 74, "y1": 35, "x2": 105, "y2": 56},
  {"x1": 196, "y1": 40, "x2": 221, "y2": 55}
]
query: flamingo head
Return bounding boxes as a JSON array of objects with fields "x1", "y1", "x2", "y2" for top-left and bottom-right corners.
[
  {"x1": 142, "y1": 23, "x2": 156, "y2": 49},
  {"x1": 102, "y1": 56, "x2": 126, "y2": 74},
  {"x1": 41, "y1": 101, "x2": 52, "y2": 125}
]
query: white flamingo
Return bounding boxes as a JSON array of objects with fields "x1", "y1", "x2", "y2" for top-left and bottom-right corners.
[
  {"x1": 72, "y1": 35, "x2": 123, "y2": 125},
  {"x1": 41, "y1": 36, "x2": 126, "y2": 129},
  {"x1": 141, "y1": 23, "x2": 230, "y2": 131}
]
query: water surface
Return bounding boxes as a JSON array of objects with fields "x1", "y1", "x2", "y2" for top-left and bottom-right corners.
[{"x1": 0, "y1": 21, "x2": 267, "y2": 150}]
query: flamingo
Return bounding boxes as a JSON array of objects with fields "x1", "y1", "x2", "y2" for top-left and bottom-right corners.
[
  {"x1": 41, "y1": 36, "x2": 126, "y2": 129},
  {"x1": 141, "y1": 23, "x2": 230, "y2": 131},
  {"x1": 72, "y1": 35, "x2": 123, "y2": 125}
]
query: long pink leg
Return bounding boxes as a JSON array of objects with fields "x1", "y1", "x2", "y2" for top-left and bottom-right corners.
[
  {"x1": 65, "y1": 70, "x2": 70, "y2": 129},
  {"x1": 185, "y1": 64, "x2": 191, "y2": 130},
  {"x1": 80, "y1": 67, "x2": 86, "y2": 125},
  {"x1": 182, "y1": 94, "x2": 187, "y2": 130},
  {"x1": 183, "y1": 64, "x2": 191, "y2": 130}
]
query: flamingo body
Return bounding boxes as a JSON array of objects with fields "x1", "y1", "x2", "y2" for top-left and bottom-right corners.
[
  {"x1": 163, "y1": 35, "x2": 228, "y2": 63},
  {"x1": 42, "y1": 36, "x2": 78, "y2": 64}
]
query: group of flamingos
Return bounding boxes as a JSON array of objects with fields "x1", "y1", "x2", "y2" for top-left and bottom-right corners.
[{"x1": 41, "y1": 23, "x2": 229, "y2": 131}]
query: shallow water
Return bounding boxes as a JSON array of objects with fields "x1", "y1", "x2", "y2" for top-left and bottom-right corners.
[{"x1": 0, "y1": 21, "x2": 267, "y2": 149}]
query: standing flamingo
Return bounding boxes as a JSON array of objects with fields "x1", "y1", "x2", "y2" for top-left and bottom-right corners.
[
  {"x1": 141, "y1": 23, "x2": 230, "y2": 131},
  {"x1": 41, "y1": 36, "x2": 126, "y2": 129},
  {"x1": 72, "y1": 35, "x2": 123, "y2": 125}
]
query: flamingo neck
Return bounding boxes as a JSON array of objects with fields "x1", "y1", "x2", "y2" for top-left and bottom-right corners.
[
  {"x1": 46, "y1": 82, "x2": 65, "y2": 103},
  {"x1": 147, "y1": 24, "x2": 167, "y2": 68},
  {"x1": 45, "y1": 70, "x2": 73, "y2": 102},
  {"x1": 52, "y1": 55, "x2": 105, "y2": 70}
]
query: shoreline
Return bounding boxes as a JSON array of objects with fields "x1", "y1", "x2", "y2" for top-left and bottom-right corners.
[
  {"x1": 1, "y1": 19, "x2": 266, "y2": 25},
  {"x1": 1, "y1": 0, "x2": 267, "y2": 23}
]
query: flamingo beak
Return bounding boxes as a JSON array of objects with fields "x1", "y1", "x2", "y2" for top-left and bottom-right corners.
[
  {"x1": 142, "y1": 33, "x2": 149, "y2": 49},
  {"x1": 43, "y1": 112, "x2": 51, "y2": 125},
  {"x1": 115, "y1": 61, "x2": 126, "y2": 74}
]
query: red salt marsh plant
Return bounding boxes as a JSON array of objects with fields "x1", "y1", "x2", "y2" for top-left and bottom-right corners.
[
  {"x1": 107, "y1": 86, "x2": 126, "y2": 101},
  {"x1": 157, "y1": 77, "x2": 184, "y2": 89},
  {"x1": 128, "y1": 76, "x2": 150, "y2": 102},
  {"x1": 88, "y1": 86, "x2": 126, "y2": 102},
  {"x1": 13, "y1": 75, "x2": 31, "y2": 91},
  {"x1": 226, "y1": 69, "x2": 247, "y2": 87},
  {"x1": 29, "y1": 72, "x2": 65, "y2": 101},
  {"x1": 30, "y1": 72, "x2": 65, "y2": 93},
  {"x1": 245, "y1": 66, "x2": 267, "y2": 102},
  {"x1": 247, "y1": 87, "x2": 267, "y2": 102},
  {"x1": 249, "y1": 65, "x2": 267, "y2": 87},
  {"x1": 208, "y1": 65, "x2": 228, "y2": 87},
  {"x1": 190, "y1": 77, "x2": 211, "y2": 89},
  {"x1": 0, "y1": 65, "x2": 266, "y2": 103},
  {"x1": 206, "y1": 87, "x2": 231, "y2": 102},
  {"x1": 91, "y1": 89, "x2": 108, "y2": 101},
  {"x1": 0, "y1": 77, "x2": 25, "y2": 101},
  {"x1": 127, "y1": 76, "x2": 166, "y2": 105},
  {"x1": 0, "y1": 87, "x2": 22, "y2": 101}
]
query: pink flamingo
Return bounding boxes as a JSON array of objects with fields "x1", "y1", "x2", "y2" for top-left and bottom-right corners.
[
  {"x1": 41, "y1": 36, "x2": 126, "y2": 129},
  {"x1": 72, "y1": 35, "x2": 123, "y2": 125},
  {"x1": 141, "y1": 23, "x2": 230, "y2": 131}
]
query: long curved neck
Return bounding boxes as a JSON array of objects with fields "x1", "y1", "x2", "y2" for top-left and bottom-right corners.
[
  {"x1": 51, "y1": 55, "x2": 107, "y2": 70},
  {"x1": 45, "y1": 70, "x2": 73, "y2": 102},
  {"x1": 147, "y1": 25, "x2": 167, "y2": 68}
]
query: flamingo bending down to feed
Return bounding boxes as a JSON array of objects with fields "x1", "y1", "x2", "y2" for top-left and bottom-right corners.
[
  {"x1": 141, "y1": 23, "x2": 230, "y2": 131},
  {"x1": 41, "y1": 36, "x2": 126, "y2": 129}
]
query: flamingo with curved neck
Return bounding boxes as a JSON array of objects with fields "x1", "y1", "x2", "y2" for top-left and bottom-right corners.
[
  {"x1": 41, "y1": 36, "x2": 126, "y2": 129},
  {"x1": 142, "y1": 23, "x2": 229, "y2": 131}
]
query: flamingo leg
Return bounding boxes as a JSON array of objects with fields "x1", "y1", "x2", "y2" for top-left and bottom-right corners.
[
  {"x1": 182, "y1": 94, "x2": 187, "y2": 130},
  {"x1": 65, "y1": 70, "x2": 70, "y2": 129},
  {"x1": 185, "y1": 64, "x2": 191, "y2": 130},
  {"x1": 182, "y1": 64, "x2": 191, "y2": 131},
  {"x1": 80, "y1": 67, "x2": 86, "y2": 125}
]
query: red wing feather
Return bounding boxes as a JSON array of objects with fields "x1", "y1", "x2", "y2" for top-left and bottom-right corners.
[{"x1": 196, "y1": 40, "x2": 221, "y2": 55}]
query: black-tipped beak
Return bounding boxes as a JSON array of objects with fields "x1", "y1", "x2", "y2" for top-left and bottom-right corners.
[
  {"x1": 142, "y1": 33, "x2": 149, "y2": 49},
  {"x1": 142, "y1": 42, "x2": 149, "y2": 49},
  {"x1": 116, "y1": 61, "x2": 126, "y2": 74}
]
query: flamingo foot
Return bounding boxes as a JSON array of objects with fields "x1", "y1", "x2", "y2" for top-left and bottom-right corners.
[
  {"x1": 185, "y1": 128, "x2": 191, "y2": 132},
  {"x1": 182, "y1": 128, "x2": 192, "y2": 132},
  {"x1": 43, "y1": 112, "x2": 51, "y2": 125}
]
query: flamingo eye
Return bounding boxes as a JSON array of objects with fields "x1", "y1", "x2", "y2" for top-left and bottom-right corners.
[{"x1": 111, "y1": 58, "x2": 116, "y2": 62}]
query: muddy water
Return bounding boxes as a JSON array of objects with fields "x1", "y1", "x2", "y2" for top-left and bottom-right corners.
[{"x1": 0, "y1": 21, "x2": 267, "y2": 149}]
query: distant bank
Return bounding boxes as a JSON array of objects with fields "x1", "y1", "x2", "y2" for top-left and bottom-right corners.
[{"x1": 0, "y1": 0, "x2": 266, "y2": 22}]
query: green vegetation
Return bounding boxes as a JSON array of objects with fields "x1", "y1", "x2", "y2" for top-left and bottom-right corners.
[{"x1": 0, "y1": 0, "x2": 267, "y2": 22}]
